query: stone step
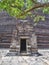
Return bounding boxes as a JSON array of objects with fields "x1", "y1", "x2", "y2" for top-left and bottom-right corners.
[
  {"x1": 6, "y1": 52, "x2": 18, "y2": 56},
  {"x1": 20, "y1": 52, "x2": 31, "y2": 56},
  {"x1": 10, "y1": 48, "x2": 20, "y2": 51}
]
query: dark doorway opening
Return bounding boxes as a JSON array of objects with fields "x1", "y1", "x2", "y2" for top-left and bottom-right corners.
[{"x1": 20, "y1": 39, "x2": 26, "y2": 53}]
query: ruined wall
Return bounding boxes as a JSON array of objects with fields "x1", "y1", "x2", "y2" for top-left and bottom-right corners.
[{"x1": 0, "y1": 11, "x2": 49, "y2": 49}]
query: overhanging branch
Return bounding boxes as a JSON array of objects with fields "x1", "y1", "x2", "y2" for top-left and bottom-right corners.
[{"x1": 20, "y1": 3, "x2": 49, "y2": 16}]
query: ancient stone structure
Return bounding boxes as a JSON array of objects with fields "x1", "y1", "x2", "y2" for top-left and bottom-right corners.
[
  {"x1": 0, "y1": 10, "x2": 49, "y2": 50},
  {"x1": 10, "y1": 20, "x2": 38, "y2": 55}
]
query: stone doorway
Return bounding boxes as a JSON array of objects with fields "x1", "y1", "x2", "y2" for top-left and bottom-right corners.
[{"x1": 20, "y1": 39, "x2": 26, "y2": 53}]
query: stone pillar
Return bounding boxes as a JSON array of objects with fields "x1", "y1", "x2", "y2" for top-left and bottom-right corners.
[
  {"x1": 9, "y1": 29, "x2": 19, "y2": 52},
  {"x1": 31, "y1": 33, "x2": 38, "y2": 54},
  {"x1": 10, "y1": 38, "x2": 17, "y2": 52}
]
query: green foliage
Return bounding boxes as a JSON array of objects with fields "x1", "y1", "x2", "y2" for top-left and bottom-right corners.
[
  {"x1": 0, "y1": 0, "x2": 49, "y2": 22},
  {"x1": 34, "y1": 15, "x2": 45, "y2": 22},
  {"x1": 0, "y1": 0, "x2": 33, "y2": 18},
  {"x1": 43, "y1": 7, "x2": 49, "y2": 14}
]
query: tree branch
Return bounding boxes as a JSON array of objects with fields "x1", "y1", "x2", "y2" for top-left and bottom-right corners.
[{"x1": 20, "y1": 3, "x2": 49, "y2": 16}]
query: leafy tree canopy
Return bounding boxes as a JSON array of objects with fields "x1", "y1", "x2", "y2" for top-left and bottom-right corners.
[{"x1": 0, "y1": 0, "x2": 49, "y2": 20}]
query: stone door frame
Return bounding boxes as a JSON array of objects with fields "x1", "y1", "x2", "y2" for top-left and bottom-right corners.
[{"x1": 19, "y1": 36, "x2": 30, "y2": 54}]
